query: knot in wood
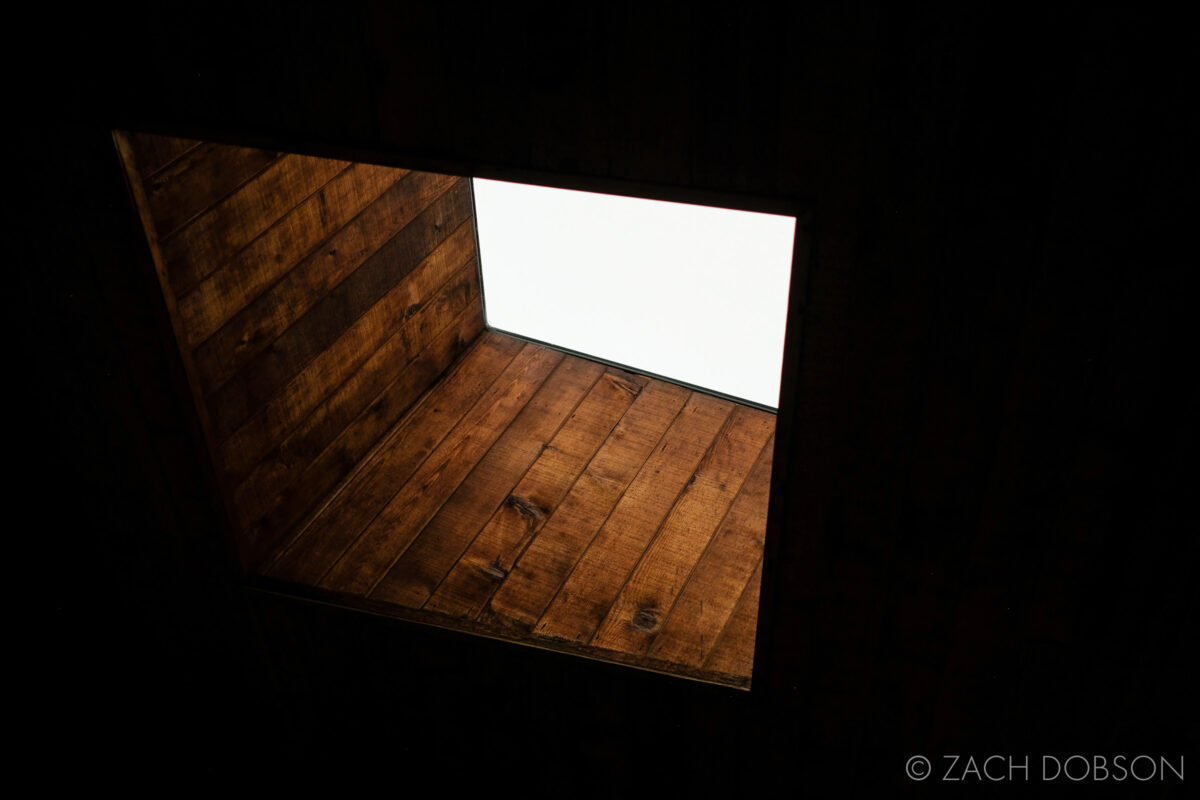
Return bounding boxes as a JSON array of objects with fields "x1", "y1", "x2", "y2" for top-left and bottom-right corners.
[{"x1": 631, "y1": 608, "x2": 661, "y2": 632}]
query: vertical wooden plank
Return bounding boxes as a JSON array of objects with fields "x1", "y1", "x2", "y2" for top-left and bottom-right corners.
[
  {"x1": 590, "y1": 407, "x2": 774, "y2": 656},
  {"x1": 175, "y1": 162, "x2": 402, "y2": 344},
  {"x1": 370, "y1": 355, "x2": 606, "y2": 608},
  {"x1": 703, "y1": 556, "x2": 764, "y2": 681},
  {"x1": 425, "y1": 369, "x2": 647, "y2": 619},
  {"x1": 483, "y1": 380, "x2": 691, "y2": 631},
  {"x1": 533, "y1": 392, "x2": 734, "y2": 644},
  {"x1": 161, "y1": 154, "x2": 353, "y2": 296},
  {"x1": 646, "y1": 434, "x2": 774, "y2": 668},
  {"x1": 218, "y1": 222, "x2": 477, "y2": 482},
  {"x1": 318, "y1": 344, "x2": 564, "y2": 596},
  {"x1": 266, "y1": 331, "x2": 524, "y2": 584}
]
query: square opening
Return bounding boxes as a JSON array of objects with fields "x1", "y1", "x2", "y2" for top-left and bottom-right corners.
[{"x1": 114, "y1": 130, "x2": 800, "y2": 689}]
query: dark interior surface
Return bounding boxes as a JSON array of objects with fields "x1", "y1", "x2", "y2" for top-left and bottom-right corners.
[{"x1": 19, "y1": 5, "x2": 1193, "y2": 792}]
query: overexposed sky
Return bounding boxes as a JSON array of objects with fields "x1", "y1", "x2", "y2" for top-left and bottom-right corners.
[{"x1": 472, "y1": 179, "x2": 795, "y2": 408}]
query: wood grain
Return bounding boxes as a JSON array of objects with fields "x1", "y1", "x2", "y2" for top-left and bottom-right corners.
[
  {"x1": 533, "y1": 392, "x2": 734, "y2": 644},
  {"x1": 162, "y1": 154, "x2": 352, "y2": 296},
  {"x1": 424, "y1": 369, "x2": 648, "y2": 619},
  {"x1": 319, "y1": 344, "x2": 563, "y2": 595},
  {"x1": 703, "y1": 556, "x2": 764, "y2": 680},
  {"x1": 647, "y1": 436, "x2": 773, "y2": 668},
  {"x1": 117, "y1": 132, "x2": 485, "y2": 572},
  {"x1": 483, "y1": 380, "x2": 692, "y2": 631},
  {"x1": 265, "y1": 332, "x2": 525, "y2": 585},
  {"x1": 232, "y1": 265, "x2": 482, "y2": 530},
  {"x1": 192, "y1": 171, "x2": 461, "y2": 398},
  {"x1": 204, "y1": 178, "x2": 471, "y2": 440},
  {"x1": 127, "y1": 132, "x2": 201, "y2": 177},
  {"x1": 254, "y1": 333, "x2": 773, "y2": 685},
  {"x1": 370, "y1": 356, "x2": 605, "y2": 608},
  {"x1": 590, "y1": 406, "x2": 774, "y2": 655},
  {"x1": 218, "y1": 221, "x2": 477, "y2": 482},
  {"x1": 175, "y1": 162, "x2": 402, "y2": 345},
  {"x1": 143, "y1": 141, "x2": 281, "y2": 238}
]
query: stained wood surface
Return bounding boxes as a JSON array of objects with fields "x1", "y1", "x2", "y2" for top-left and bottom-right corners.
[
  {"x1": 263, "y1": 332, "x2": 776, "y2": 687},
  {"x1": 114, "y1": 131, "x2": 484, "y2": 568}
]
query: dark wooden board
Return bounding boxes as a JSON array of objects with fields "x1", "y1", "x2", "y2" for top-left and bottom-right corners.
[
  {"x1": 425, "y1": 369, "x2": 648, "y2": 619},
  {"x1": 533, "y1": 392, "x2": 734, "y2": 644},
  {"x1": 174, "y1": 162, "x2": 402, "y2": 341},
  {"x1": 143, "y1": 141, "x2": 281, "y2": 238},
  {"x1": 218, "y1": 223, "x2": 477, "y2": 482},
  {"x1": 590, "y1": 406, "x2": 774, "y2": 656},
  {"x1": 191, "y1": 171, "x2": 461, "y2": 399},
  {"x1": 161, "y1": 154, "x2": 351, "y2": 296},
  {"x1": 265, "y1": 332, "x2": 525, "y2": 585},
  {"x1": 370, "y1": 356, "x2": 605, "y2": 608},
  {"x1": 126, "y1": 132, "x2": 201, "y2": 177},
  {"x1": 232, "y1": 266, "x2": 481, "y2": 530},
  {"x1": 318, "y1": 344, "x2": 563, "y2": 595},
  {"x1": 484, "y1": 379, "x2": 692, "y2": 632},
  {"x1": 648, "y1": 435, "x2": 774, "y2": 669}
]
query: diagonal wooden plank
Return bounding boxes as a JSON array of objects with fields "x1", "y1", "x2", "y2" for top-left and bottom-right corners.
[
  {"x1": 231, "y1": 263, "x2": 482, "y2": 530},
  {"x1": 126, "y1": 132, "x2": 201, "y2": 178},
  {"x1": 318, "y1": 344, "x2": 563, "y2": 596},
  {"x1": 590, "y1": 407, "x2": 774, "y2": 656},
  {"x1": 703, "y1": 555, "x2": 764, "y2": 680},
  {"x1": 425, "y1": 369, "x2": 647, "y2": 620},
  {"x1": 483, "y1": 380, "x2": 691, "y2": 632},
  {"x1": 242, "y1": 300, "x2": 484, "y2": 563},
  {"x1": 174, "y1": 162, "x2": 401, "y2": 345},
  {"x1": 371, "y1": 355, "x2": 605, "y2": 608},
  {"x1": 218, "y1": 222, "x2": 477, "y2": 482},
  {"x1": 532, "y1": 392, "x2": 733, "y2": 644},
  {"x1": 643, "y1": 433, "x2": 774, "y2": 668},
  {"x1": 191, "y1": 170, "x2": 459, "y2": 396},
  {"x1": 162, "y1": 153, "x2": 352, "y2": 297},
  {"x1": 143, "y1": 141, "x2": 282, "y2": 239},
  {"x1": 204, "y1": 179, "x2": 472, "y2": 441},
  {"x1": 266, "y1": 331, "x2": 522, "y2": 584}
]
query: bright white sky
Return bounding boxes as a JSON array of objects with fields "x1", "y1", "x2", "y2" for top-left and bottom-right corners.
[{"x1": 472, "y1": 179, "x2": 796, "y2": 408}]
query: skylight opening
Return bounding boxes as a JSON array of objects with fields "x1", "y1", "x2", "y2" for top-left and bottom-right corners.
[{"x1": 472, "y1": 179, "x2": 796, "y2": 409}]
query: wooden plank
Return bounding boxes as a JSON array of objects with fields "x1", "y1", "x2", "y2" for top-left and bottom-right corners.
[
  {"x1": 370, "y1": 355, "x2": 606, "y2": 609},
  {"x1": 192, "y1": 171, "x2": 462, "y2": 400},
  {"x1": 425, "y1": 368, "x2": 648, "y2": 619},
  {"x1": 592, "y1": 417, "x2": 777, "y2": 662},
  {"x1": 703, "y1": 556, "x2": 764, "y2": 680},
  {"x1": 647, "y1": 435, "x2": 773, "y2": 668},
  {"x1": 161, "y1": 153, "x2": 352, "y2": 297},
  {"x1": 266, "y1": 332, "x2": 524, "y2": 584},
  {"x1": 127, "y1": 132, "x2": 201, "y2": 177},
  {"x1": 318, "y1": 344, "x2": 564, "y2": 596},
  {"x1": 143, "y1": 141, "x2": 281, "y2": 238},
  {"x1": 483, "y1": 380, "x2": 691, "y2": 631},
  {"x1": 218, "y1": 222, "x2": 478, "y2": 482},
  {"x1": 175, "y1": 162, "x2": 402, "y2": 347},
  {"x1": 243, "y1": 298, "x2": 485, "y2": 563},
  {"x1": 232, "y1": 262, "x2": 482, "y2": 528},
  {"x1": 532, "y1": 392, "x2": 734, "y2": 644},
  {"x1": 205, "y1": 178, "x2": 471, "y2": 440},
  {"x1": 589, "y1": 407, "x2": 774, "y2": 656}
]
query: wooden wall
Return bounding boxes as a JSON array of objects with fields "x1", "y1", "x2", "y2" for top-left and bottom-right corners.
[
  {"x1": 113, "y1": 132, "x2": 485, "y2": 569},
  {"x1": 24, "y1": 5, "x2": 1191, "y2": 791}
]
